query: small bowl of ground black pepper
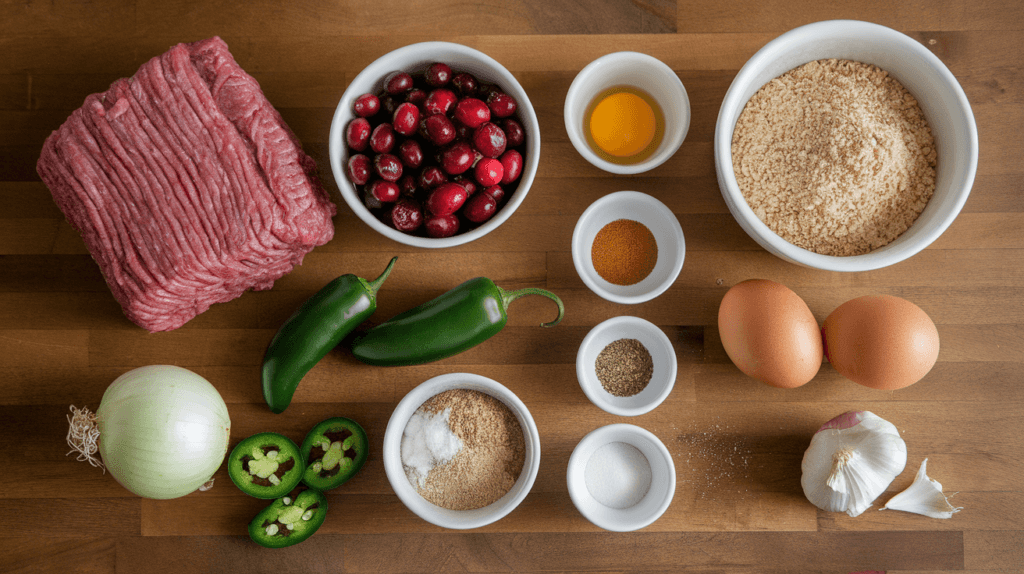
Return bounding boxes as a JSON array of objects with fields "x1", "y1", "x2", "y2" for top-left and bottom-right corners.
[
  {"x1": 576, "y1": 316, "x2": 677, "y2": 417},
  {"x1": 382, "y1": 373, "x2": 541, "y2": 530},
  {"x1": 572, "y1": 191, "x2": 685, "y2": 304}
]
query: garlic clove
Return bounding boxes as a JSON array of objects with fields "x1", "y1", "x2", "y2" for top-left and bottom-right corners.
[{"x1": 881, "y1": 458, "x2": 962, "y2": 519}]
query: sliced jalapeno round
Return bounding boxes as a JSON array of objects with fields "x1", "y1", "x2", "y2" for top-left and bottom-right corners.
[
  {"x1": 248, "y1": 488, "x2": 327, "y2": 548},
  {"x1": 299, "y1": 417, "x2": 368, "y2": 491},
  {"x1": 228, "y1": 432, "x2": 305, "y2": 499}
]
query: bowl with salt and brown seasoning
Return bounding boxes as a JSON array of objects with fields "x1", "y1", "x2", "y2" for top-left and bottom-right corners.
[
  {"x1": 715, "y1": 20, "x2": 978, "y2": 272},
  {"x1": 382, "y1": 373, "x2": 541, "y2": 529}
]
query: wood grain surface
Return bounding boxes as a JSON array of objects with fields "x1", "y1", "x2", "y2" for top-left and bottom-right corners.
[{"x1": 2, "y1": 1, "x2": 1022, "y2": 572}]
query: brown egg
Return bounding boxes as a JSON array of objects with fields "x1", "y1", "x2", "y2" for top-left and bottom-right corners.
[
  {"x1": 718, "y1": 279, "x2": 823, "y2": 388},
  {"x1": 822, "y1": 295, "x2": 940, "y2": 390}
]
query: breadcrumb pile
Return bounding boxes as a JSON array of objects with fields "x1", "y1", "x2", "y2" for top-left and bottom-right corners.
[{"x1": 732, "y1": 59, "x2": 936, "y2": 256}]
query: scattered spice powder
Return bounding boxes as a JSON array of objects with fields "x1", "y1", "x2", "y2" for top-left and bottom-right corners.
[
  {"x1": 731, "y1": 58, "x2": 936, "y2": 256},
  {"x1": 410, "y1": 389, "x2": 526, "y2": 511},
  {"x1": 592, "y1": 219, "x2": 658, "y2": 286},
  {"x1": 673, "y1": 418, "x2": 754, "y2": 500},
  {"x1": 596, "y1": 338, "x2": 653, "y2": 397}
]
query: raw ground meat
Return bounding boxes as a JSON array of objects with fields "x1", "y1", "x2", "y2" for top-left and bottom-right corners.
[{"x1": 36, "y1": 37, "x2": 336, "y2": 332}]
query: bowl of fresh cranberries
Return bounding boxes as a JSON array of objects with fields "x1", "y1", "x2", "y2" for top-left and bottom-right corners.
[{"x1": 329, "y1": 42, "x2": 540, "y2": 247}]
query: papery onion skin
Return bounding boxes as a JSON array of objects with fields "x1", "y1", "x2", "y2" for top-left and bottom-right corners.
[{"x1": 96, "y1": 365, "x2": 232, "y2": 499}]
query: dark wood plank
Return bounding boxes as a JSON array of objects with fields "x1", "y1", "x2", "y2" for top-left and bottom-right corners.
[
  {"x1": 4, "y1": 537, "x2": 115, "y2": 574},
  {"x1": 113, "y1": 531, "x2": 964, "y2": 573}
]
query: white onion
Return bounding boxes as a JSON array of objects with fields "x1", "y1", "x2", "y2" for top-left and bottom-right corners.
[{"x1": 93, "y1": 365, "x2": 232, "y2": 499}]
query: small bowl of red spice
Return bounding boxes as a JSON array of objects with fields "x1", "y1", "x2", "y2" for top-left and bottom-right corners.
[{"x1": 572, "y1": 191, "x2": 685, "y2": 304}]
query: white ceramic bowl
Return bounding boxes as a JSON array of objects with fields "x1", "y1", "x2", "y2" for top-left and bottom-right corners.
[
  {"x1": 572, "y1": 191, "x2": 685, "y2": 304},
  {"x1": 576, "y1": 316, "x2": 677, "y2": 417},
  {"x1": 382, "y1": 373, "x2": 541, "y2": 529},
  {"x1": 567, "y1": 424, "x2": 676, "y2": 532},
  {"x1": 564, "y1": 51, "x2": 690, "y2": 174},
  {"x1": 715, "y1": 20, "x2": 978, "y2": 272},
  {"x1": 329, "y1": 42, "x2": 541, "y2": 248}
]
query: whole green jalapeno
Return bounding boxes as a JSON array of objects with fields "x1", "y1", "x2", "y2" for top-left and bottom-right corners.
[
  {"x1": 262, "y1": 257, "x2": 398, "y2": 413},
  {"x1": 248, "y1": 488, "x2": 327, "y2": 548},
  {"x1": 350, "y1": 277, "x2": 564, "y2": 366}
]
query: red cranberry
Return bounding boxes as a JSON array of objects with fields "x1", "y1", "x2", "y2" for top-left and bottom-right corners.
[
  {"x1": 374, "y1": 153, "x2": 403, "y2": 182},
  {"x1": 463, "y1": 192, "x2": 498, "y2": 223},
  {"x1": 454, "y1": 121, "x2": 473, "y2": 141},
  {"x1": 381, "y1": 94, "x2": 399, "y2": 115},
  {"x1": 397, "y1": 139, "x2": 424, "y2": 168},
  {"x1": 477, "y1": 83, "x2": 501, "y2": 99},
  {"x1": 451, "y1": 73, "x2": 478, "y2": 96},
  {"x1": 487, "y1": 92, "x2": 517, "y2": 118},
  {"x1": 418, "y1": 165, "x2": 447, "y2": 189},
  {"x1": 346, "y1": 154, "x2": 372, "y2": 185},
  {"x1": 482, "y1": 184, "x2": 505, "y2": 203},
  {"x1": 368, "y1": 179, "x2": 400, "y2": 203},
  {"x1": 426, "y1": 182, "x2": 468, "y2": 217},
  {"x1": 499, "y1": 149, "x2": 523, "y2": 184},
  {"x1": 390, "y1": 199, "x2": 423, "y2": 232},
  {"x1": 422, "y1": 114, "x2": 456, "y2": 146},
  {"x1": 405, "y1": 88, "x2": 427, "y2": 107},
  {"x1": 474, "y1": 158, "x2": 504, "y2": 186},
  {"x1": 440, "y1": 141, "x2": 474, "y2": 175},
  {"x1": 424, "y1": 88, "x2": 457, "y2": 116},
  {"x1": 384, "y1": 71, "x2": 414, "y2": 95},
  {"x1": 398, "y1": 174, "x2": 418, "y2": 197},
  {"x1": 364, "y1": 187, "x2": 383, "y2": 210},
  {"x1": 345, "y1": 118, "x2": 371, "y2": 151},
  {"x1": 453, "y1": 175, "x2": 478, "y2": 196},
  {"x1": 472, "y1": 122, "x2": 507, "y2": 158},
  {"x1": 502, "y1": 118, "x2": 525, "y2": 147},
  {"x1": 453, "y1": 98, "x2": 491, "y2": 128},
  {"x1": 392, "y1": 103, "x2": 420, "y2": 136},
  {"x1": 353, "y1": 93, "x2": 380, "y2": 117},
  {"x1": 370, "y1": 123, "x2": 396, "y2": 154},
  {"x1": 425, "y1": 214, "x2": 460, "y2": 238},
  {"x1": 425, "y1": 63, "x2": 452, "y2": 87}
]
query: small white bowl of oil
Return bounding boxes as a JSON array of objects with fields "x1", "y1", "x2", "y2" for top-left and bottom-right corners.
[
  {"x1": 567, "y1": 423, "x2": 676, "y2": 532},
  {"x1": 564, "y1": 51, "x2": 690, "y2": 174}
]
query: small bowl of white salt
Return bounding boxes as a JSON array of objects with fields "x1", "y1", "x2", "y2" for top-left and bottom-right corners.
[
  {"x1": 567, "y1": 423, "x2": 676, "y2": 532},
  {"x1": 382, "y1": 372, "x2": 541, "y2": 530}
]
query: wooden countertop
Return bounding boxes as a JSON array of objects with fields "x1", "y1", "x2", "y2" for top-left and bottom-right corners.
[{"x1": 3, "y1": 1, "x2": 1021, "y2": 572}]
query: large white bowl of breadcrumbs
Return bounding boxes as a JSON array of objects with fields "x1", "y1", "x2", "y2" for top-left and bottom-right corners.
[{"x1": 715, "y1": 19, "x2": 978, "y2": 272}]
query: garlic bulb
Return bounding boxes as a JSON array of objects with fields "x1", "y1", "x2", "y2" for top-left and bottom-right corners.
[
  {"x1": 801, "y1": 411, "x2": 907, "y2": 517},
  {"x1": 881, "y1": 458, "x2": 962, "y2": 518}
]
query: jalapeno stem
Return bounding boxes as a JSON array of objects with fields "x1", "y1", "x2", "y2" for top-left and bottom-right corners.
[
  {"x1": 497, "y1": 286, "x2": 565, "y2": 327},
  {"x1": 361, "y1": 256, "x2": 398, "y2": 295}
]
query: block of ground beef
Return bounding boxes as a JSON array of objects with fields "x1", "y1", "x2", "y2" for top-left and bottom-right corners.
[{"x1": 36, "y1": 37, "x2": 336, "y2": 332}]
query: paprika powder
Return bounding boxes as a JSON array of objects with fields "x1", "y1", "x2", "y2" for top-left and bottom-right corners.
[{"x1": 591, "y1": 219, "x2": 658, "y2": 285}]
